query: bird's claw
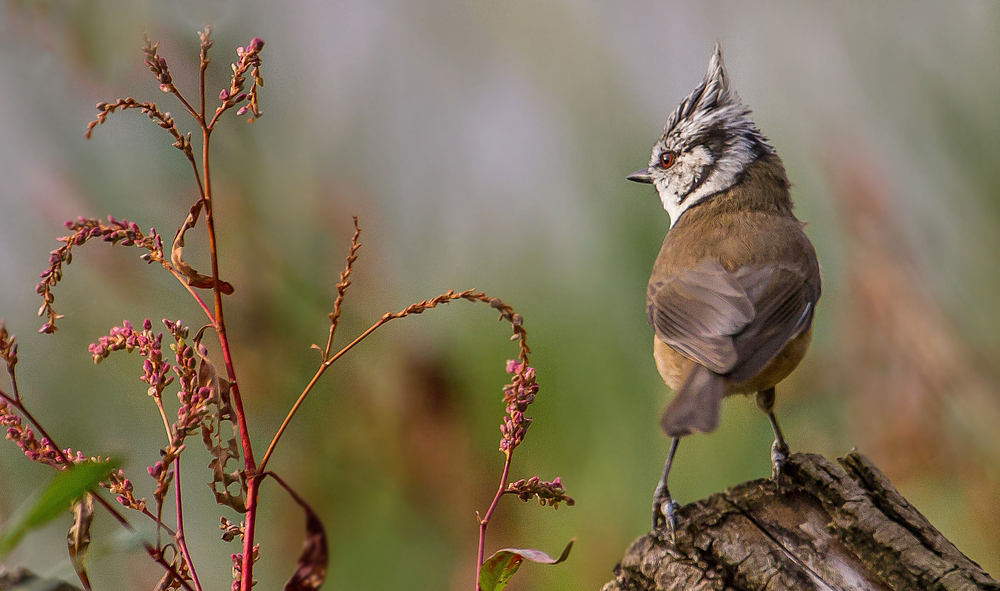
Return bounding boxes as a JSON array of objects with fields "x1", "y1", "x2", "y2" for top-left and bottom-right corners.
[
  {"x1": 652, "y1": 497, "x2": 682, "y2": 544},
  {"x1": 770, "y1": 439, "x2": 790, "y2": 493}
]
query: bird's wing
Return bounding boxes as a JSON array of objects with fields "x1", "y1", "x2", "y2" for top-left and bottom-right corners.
[{"x1": 647, "y1": 259, "x2": 817, "y2": 379}]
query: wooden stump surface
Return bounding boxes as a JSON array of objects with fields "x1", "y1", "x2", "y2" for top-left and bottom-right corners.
[{"x1": 600, "y1": 451, "x2": 998, "y2": 591}]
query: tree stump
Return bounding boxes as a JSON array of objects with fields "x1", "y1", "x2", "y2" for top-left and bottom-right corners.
[
  {"x1": 600, "y1": 451, "x2": 998, "y2": 591},
  {"x1": 0, "y1": 566, "x2": 83, "y2": 591}
]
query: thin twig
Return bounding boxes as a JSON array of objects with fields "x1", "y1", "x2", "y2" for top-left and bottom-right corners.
[
  {"x1": 198, "y1": 117, "x2": 259, "y2": 591},
  {"x1": 174, "y1": 456, "x2": 203, "y2": 591},
  {"x1": 168, "y1": 267, "x2": 216, "y2": 325},
  {"x1": 152, "y1": 396, "x2": 172, "y2": 441},
  {"x1": 1, "y1": 380, "x2": 179, "y2": 533},
  {"x1": 258, "y1": 288, "x2": 529, "y2": 474},
  {"x1": 475, "y1": 450, "x2": 514, "y2": 587}
]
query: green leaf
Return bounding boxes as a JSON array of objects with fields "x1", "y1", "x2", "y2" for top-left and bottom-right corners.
[
  {"x1": 478, "y1": 539, "x2": 573, "y2": 591},
  {"x1": 0, "y1": 459, "x2": 119, "y2": 558}
]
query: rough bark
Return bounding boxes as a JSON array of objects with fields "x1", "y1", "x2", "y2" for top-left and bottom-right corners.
[
  {"x1": 0, "y1": 566, "x2": 82, "y2": 591},
  {"x1": 600, "y1": 451, "x2": 998, "y2": 591}
]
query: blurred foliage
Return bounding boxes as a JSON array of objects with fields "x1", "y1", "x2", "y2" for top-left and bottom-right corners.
[
  {"x1": 1, "y1": 1, "x2": 999, "y2": 589},
  {"x1": 0, "y1": 459, "x2": 117, "y2": 559}
]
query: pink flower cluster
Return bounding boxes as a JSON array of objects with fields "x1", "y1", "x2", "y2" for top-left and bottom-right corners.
[
  {"x1": 499, "y1": 360, "x2": 538, "y2": 452},
  {"x1": 506, "y1": 475, "x2": 575, "y2": 509},
  {"x1": 1, "y1": 399, "x2": 79, "y2": 467}
]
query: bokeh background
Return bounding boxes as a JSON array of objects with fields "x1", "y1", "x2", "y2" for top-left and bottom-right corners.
[{"x1": 2, "y1": 1, "x2": 1000, "y2": 589}]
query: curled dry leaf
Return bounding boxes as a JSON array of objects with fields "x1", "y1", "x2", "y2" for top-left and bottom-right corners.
[
  {"x1": 190, "y1": 330, "x2": 245, "y2": 513},
  {"x1": 170, "y1": 200, "x2": 234, "y2": 295},
  {"x1": 67, "y1": 493, "x2": 95, "y2": 590},
  {"x1": 282, "y1": 501, "x2": 327, "y2": 591},
  {"x1": 269, "y1": 474, "x2": 328, "y2": 591}
]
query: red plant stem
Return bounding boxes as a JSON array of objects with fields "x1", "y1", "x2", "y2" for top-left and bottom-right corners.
[
  {"x1": 198, "y1": 67, "x2": 206, "y2": 125},
  {"x1": 197, "y1": 122, "x2": 259, "y2": 591},
  {"x1": 475, "y1": 449, "x2": 514, "y2": 589},
  {"x1": 174, "y1": 456, "x2": 203, "y2": 591},
  {"x1": 242, "y1": 475, "x2": 262, "y2": 590},
  {"x1": 178, "y1": 53, "x2": 260, "y2": 586},
  {"x1": 200, "y1": 132, "x2": 254, "y2": 469},
  {"x1": 168, "y1": 267, "x2": 215, "y2": 324}
]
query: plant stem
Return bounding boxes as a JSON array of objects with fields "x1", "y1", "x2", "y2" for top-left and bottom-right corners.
[
  {"x1": 168, "y1": 267, "x2": 216, "y2": 325},
  {"x1": 168, "y1": 87, "x2": 201, "y2": 126},
  {"x1": 3, "y1": 392, "x2": 192, "y2": 589},
  {"x1": 259, "y1": 313, "x2": 393, "y2": 472},
  {"x1": 475, "y1": 449, "x2": 513, "y2": 589},
  {"x1": 241, "y1": 477, "x2": 261, "y2": 591},
  {"x1": 188, "y1": 69, "x2": 260, "y2": 585},
  {"x1": 261, "y1": 289, "x2": 524, "y2": 474},
  {"x1": 6, "y1": 361, "x2": 20, "y2": 403},
  {"x1": 174, "y1": 456, "x2": 203, "y2": 591},
  {"x1": 6, "y1": 388, "x2": 182, "y2": 539},
  {"x1": 199, "y1": 128, "x2": 254, "y2": 470}
]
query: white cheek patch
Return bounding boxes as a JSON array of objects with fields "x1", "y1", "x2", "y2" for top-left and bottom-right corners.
[
  {"x1": 653, "y1": 145, "x2": 714, "y2": 227},
  {"x1": 675, "y1": 145, "x2": 713, "y2": 196},
  {"x1": 682, "y1": 134, "x2": 758, "y2": 214}
]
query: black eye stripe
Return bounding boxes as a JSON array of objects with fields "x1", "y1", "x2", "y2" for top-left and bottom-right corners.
[{"x1": 679, "y1": 161, "x2": 714, "y2": 204}]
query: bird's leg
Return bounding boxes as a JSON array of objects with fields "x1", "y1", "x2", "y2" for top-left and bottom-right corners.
[
  {"x1": 652, "y1": 436, "x2": 682, "y2": 543},
  {"x1": 756, "y1": 387, "x2": 789, "y2": 491}
]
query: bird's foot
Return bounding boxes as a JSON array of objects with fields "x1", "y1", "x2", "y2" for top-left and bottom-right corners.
[
  {"x1": 770, "y1": 438, "x2": 790, "y2": 493},
  {"x1": 652, "y1": 495, "x2": 682, "y2": 544}
]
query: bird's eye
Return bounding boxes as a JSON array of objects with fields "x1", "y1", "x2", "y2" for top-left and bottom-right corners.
[{"x1": 659, "y1": 152, "x2": 676, "y2": 168}]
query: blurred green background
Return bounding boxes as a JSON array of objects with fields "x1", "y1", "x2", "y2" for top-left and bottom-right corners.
[{"x1": 2, "y1": 1, "x2": 1000, "y2": 589}]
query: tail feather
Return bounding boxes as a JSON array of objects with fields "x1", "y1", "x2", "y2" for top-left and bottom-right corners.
[{"x1": 661, "y1": 365, "x2": 726, "y2": 436}]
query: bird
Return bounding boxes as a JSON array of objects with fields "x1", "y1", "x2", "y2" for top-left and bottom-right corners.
[{"x1": 627, "y1": 43, "x2": 821, "y2": 541}]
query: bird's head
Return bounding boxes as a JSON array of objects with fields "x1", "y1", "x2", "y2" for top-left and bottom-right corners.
[{"x1": 629, "y1": 43, "x2": 774, "y2": 226}]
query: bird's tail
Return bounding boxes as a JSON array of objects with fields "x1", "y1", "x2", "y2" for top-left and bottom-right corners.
[{"x1": 661, "y1": 365, "x2": 726, "y2": 436}]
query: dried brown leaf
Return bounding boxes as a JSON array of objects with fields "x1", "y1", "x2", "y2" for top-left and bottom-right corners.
[
  {"x1": 283, "y1": 503, "x2": 327, "y2": 591},
  {"x1": 271, "y1": 474, "x2": 328, "y2": 591},
  {"x1": 190, "y1": 333, "x2": 245, "y2": 512},
  {"x1": 66, "y1": 493, "x2": 95, "y2": 590},
  {"x1": 264, "y1": 471, "x2": 330, "y2": 591},
  {"x1": 170, "y1": 200, "x2": 234, "y2": 295}
]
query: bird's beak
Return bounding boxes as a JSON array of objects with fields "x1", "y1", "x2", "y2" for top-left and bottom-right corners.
[{"x1": 627, "y1": 168, "x2": 653, "y2": 184}]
